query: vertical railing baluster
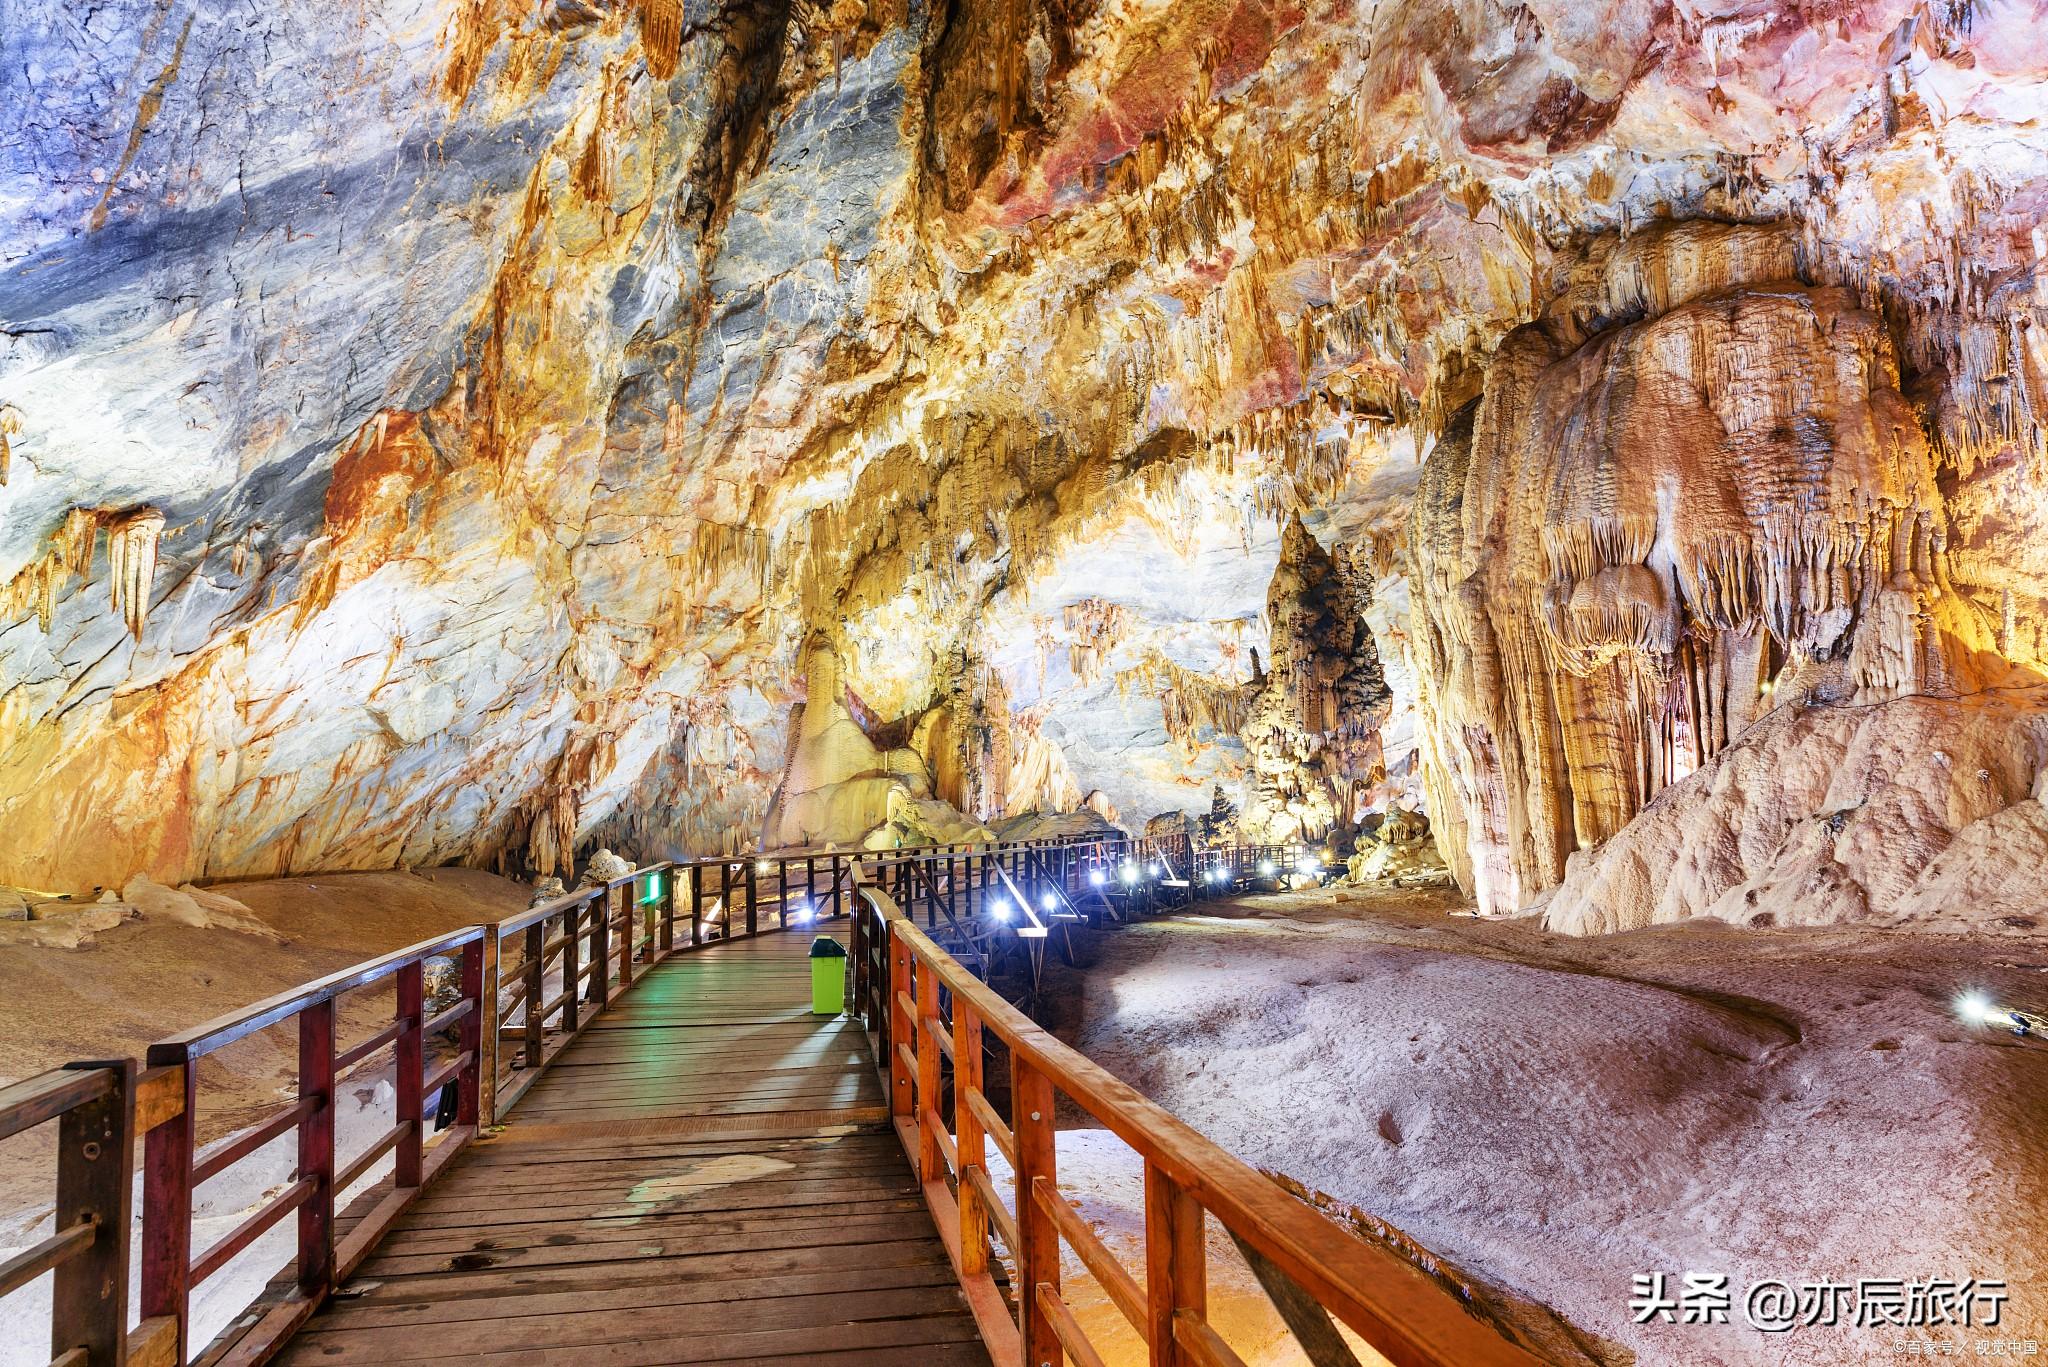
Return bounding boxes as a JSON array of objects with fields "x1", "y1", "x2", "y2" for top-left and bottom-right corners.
[
  {"x1": 140, "y1": 1046, "x2": 194, "y2": 1364},
  {"x1": 396, "y1": 961, "x2": 425, "y2": 1187},
  {"x1": 458, "y1": 939, "x2": 483, "y2": 1127},
  {"x1": 1145, "y1": 1162, "x2": 1206, "y2": 1367},
  {"x1": 478, "y1": 930, "x2": 501, "y2": 1126},
  {"x1": 887, "y1": 926, "x2": 913, "y2": 1131},
  {"x1": 521, "y1": 921, "x2": 545, "y2": 1069},
  {"x1": 660, "y1": 867, "x2": 676, "y2": 954},
  {"x1": 954, "y1": 1006, "x2": 987, "y2": 1279},
  {"x1": 831, "y1": 853, "x2": 844, "y2": 919},
  {"x1": 298, "y1": 999, "x2": 336, "y2": 1298},
  {"x1": 1015, "y1": 1059, "x2": 1061, "y2": 1367},
  {"x1": 718, "y1": 862, "x2": 733, "y2": 940},
  {"x1": 690, "y1": 865, "x2": 704, "y2": 946},
  {"x1": 615, "y1": 882, "x2": 633, "y2": 989},
  {"x1": 641, "y1": 874, "x2": 656, "y2": 964},
  {"x1": 54, "y1": 1061, "x2": 132, "y2": 1367},
  {"x1": 591, "y1": 887, "x2": 613, "y2": 1008},
  {"x1": 915, "y1": 951, "x2": 941, "y2": 1182},
  {"x1": 745, "y1": 860, "x2": 758, "y2": 937},
  {"x1": 777, "y1": 858, "x2": 789, "y2": 927},
  {"x1": 561, "y1": 903, "x2": 581, "y2": 1033}
]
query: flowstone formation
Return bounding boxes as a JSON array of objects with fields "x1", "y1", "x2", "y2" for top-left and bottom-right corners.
[
  {"x1": 1413, "y1": 220, "x2": 2048, "y2": 923},
  {"x1": 0, "y1": 0, "x2": 2043, "y2": 937}
]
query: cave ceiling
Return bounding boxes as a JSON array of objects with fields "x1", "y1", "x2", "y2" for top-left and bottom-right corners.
[{"x1": 3, "y1": 0, "x2": 2046, "y2": 929}]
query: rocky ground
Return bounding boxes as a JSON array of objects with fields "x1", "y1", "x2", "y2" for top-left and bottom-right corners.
[{"x1": 1036, "y1": 886, "x2": 2048, "y2": 1366}]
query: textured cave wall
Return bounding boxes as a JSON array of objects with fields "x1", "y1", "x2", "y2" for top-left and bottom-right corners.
[
  {"x1": 1412, "y1": 215, "x2": 2048, "y2": 921},
  {"x1": 3, "y1": 0, "x2": 2047, "y2": 909},
  {"x1": 0, "y1": 0, "x2": 915, "y2": 883}
]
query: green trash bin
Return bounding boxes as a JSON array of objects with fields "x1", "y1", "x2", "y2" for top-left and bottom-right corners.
[{"x1": 809, "y1": 935, "x2": 848, "y2": 1016}]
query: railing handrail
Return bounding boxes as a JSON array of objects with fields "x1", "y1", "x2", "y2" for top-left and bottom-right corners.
[
  {"x1": 0, "y1": 1063, "x2": 117, "y2": 1143},
  {"x1": 866, "y1": 886, "x2": 1545, "y2": 1367},
  {"x1": 488, "y1": 861, "x2": 672, "y2": 940},
  {"x1": 3, "y1": 830, "x2": 1278, "y2": 1367},
  {"x1": 147, "y1": 922, "x2": 489, "y2": 1060}
]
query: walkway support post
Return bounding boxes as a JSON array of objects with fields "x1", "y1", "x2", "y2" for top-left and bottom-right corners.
[
  {"x1": 954, "y1": 1005, "x2": 988, "y2": 1279},
  {"x1": 888, "y1": 924, "x2": 914, "y2": 1131},
  {"x1": 297, "y1": 999, "x2": 336, "y2": 1300},
  {"x1": 54, "y1": 1060, "x2": 133, "y2": 1367},
  {"x1": 1145, "y1": 1162, "x2": 1205, "y2": 1367},
  {"x1": 1016, "y1": 1059, "x2": 1062, "y2": 1367},
  {"x1": 478, "y1": 930, "x2": 500, "y2": 1125}
]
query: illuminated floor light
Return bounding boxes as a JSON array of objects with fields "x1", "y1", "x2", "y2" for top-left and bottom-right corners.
[{"x1": 1090, "y1": 870, "x2": 1106, "y2": 887}]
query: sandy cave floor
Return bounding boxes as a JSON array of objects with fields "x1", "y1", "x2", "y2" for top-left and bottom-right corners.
[{"x1": 1030, "y1": 886, "x2": 2048, "y2": 1366}]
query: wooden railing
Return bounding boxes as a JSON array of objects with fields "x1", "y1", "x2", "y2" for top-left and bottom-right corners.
[
  {"x1": 0, "y1": 829, "x2": 1329, "y2": 1366},
  {"x1": 0, "y1": 1063, "x2": 180, "y2": 1367},
  {"x1": 141, "y1": 922, "x2": 490, "y2": 1364},
  {"x1": 488, "y1": 863, "x2": 670, "y2": 1118},
  {"x1": 852, "y1": 882, "x2": 1545, "y2": 1367}
]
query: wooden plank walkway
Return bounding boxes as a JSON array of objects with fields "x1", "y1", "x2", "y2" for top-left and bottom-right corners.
[{"x1": 275, "y1": 929, "x2": 993, "y2": 1366}]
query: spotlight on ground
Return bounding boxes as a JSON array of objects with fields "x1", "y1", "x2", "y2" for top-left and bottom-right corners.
[
  {"x1": 1090, "y1": 869, "x2": 1106, "y2": 887},
  {"x1": 1297, "y1": 856, "x2": 1320, "y2": 875},
  {"x1": 989, "y1": 899, "x2": 1011, "y2": 922},
  {"x1": 791, "y1": 899, "x2": 814, "y2": 925},
  {"x1": 755, "y1": 859, "x2": 771, "y2": 874},
  {"x1": 1258, "y1": 860, "x2": 1276, "y2": 877},
  {"x1": 1041, "y1": 894, "x2": 1057, "y2": 913},
  {"x1": 1956, "y1": 991, "x2": 2026, "y2": 1032},
  {"x1": 1120, "y1": 864, "x2": 1139, "y2": 885},
  {"x1": 1149, "y1": 863, "x2": 1162, "y2": 878}
]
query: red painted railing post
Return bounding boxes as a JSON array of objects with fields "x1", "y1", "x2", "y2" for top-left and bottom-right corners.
[
  {"x1": 458, "y1": 938, "x2": 484, "y2": 1127},
  {"x1": 690, "y1": 865, "x2": 704, "y2": 946},
  {"x1": 141, "y1": 1047, "x2": 195, "y2": 1364},
  {"x1": 298, "y1": 999, "x2": 336, "y2": 1298},
  {"x1": 659, "y1": 867, "x2": 676, "y2": 953},
  {"x1": 560, "y1": 903, "x2": 581, "y2": 1033},
  {"x1": 478, "y1": 931, "x2": 501, "y2": 1125},
  {"x1": 521, "y1": 922, "x2": 544, "y2": 1070},
  {"x1": 396, "y1": 961, "x2": 425, "y2": 1188},
  {"x1": 590, "y1": 889, "x2": 612, "y2": 1009}
]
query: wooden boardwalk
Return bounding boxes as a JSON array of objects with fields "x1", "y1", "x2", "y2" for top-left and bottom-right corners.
[{"x1": 275, "y1": 929, "x2": 993, "y2": 1366}]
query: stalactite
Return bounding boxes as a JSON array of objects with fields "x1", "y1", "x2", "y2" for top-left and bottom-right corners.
[
  {"x1": 1, "y1": 508, "x2": 110, "y2": 633},
  {"x1": 0, "y1": 404, "x2": 21, "y2": 487},
  {"x1": 1411, "y1": 222, "x2": 1965, "y2": 915},
  {"x1": 106, "y1": 507, "x2": 165, "y2": 641},
  {"x1": 638, "y1": 0, "x2": 684, "y2": 80}
]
